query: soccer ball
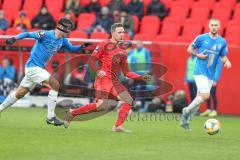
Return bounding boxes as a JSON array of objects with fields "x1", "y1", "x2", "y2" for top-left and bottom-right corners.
[{"x1": 204, "y1": 118, "x2": 221, "y2": 135}]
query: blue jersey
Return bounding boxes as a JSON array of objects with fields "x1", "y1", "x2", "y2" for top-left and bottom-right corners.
[
  {"x1": 191, "y1": 33, "x2": 228, "y2": 80},
  {"x1": 16, "y1": 30, "x2": 82, "y2": 68}
]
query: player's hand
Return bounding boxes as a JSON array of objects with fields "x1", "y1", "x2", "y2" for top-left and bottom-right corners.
[
  {"x1": 196, "y1": 50, "x2": 207, "y2": 59},
  {"x1": 142, "y1": 74, "x2": 151, "y2": 82},
  {"x1": 97, "y1": 70, "x2": 106, "y2": 78},
  {"x1": 224, "y1": 60, "x2": 231, "y2": 69},
  {"x1": 6, "y1": 37, "x2": 16, "y2": 45},
  {"x1": 81, "y1": 42, "x2": 91, "y2": 49}
]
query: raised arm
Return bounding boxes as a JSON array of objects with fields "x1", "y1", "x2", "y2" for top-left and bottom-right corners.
[{"x1": 6, "y1": 31, "x2": 45, "y2": 45}]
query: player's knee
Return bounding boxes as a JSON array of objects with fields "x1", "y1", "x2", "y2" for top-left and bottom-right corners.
[
  {"x1": 125, "y1": 97, "x2": 134, "y2": 106},
  {"x1": 49, "y1": 79, "x2": 60, "y2": 91},
  {"x1": 15, "y1": 88, "x2": 28, "y2": 99},
  {"x1": 201, "y1": 93, "x2": 210, "y2": 101}
]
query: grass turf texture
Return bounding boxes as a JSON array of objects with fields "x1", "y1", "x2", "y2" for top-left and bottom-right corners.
[{"x1": 0, "y1": 108, "x2": 240, "y2": 160}]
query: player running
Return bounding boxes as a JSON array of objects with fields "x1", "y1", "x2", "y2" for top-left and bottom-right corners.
[
  {"x1": 180, "y1": 18, "x2": 231, "y2": 130},
  {"x1": 61, "y1": 23, "x2": 151, "y2": 132},
  {"x1": 0, "y1": 18, "x2": 88, "y2": 126}
]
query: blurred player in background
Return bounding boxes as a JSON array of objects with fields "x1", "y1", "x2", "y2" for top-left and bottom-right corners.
[
  {"x1": 180, "y1": 18, "x2": 231, "y2": 130},
  {"x1": 62, "y1": 23, "x2": 151, "y2": 132},
  {"x1": 0, "y1": 18, "x2": 88, "y2": 126}
]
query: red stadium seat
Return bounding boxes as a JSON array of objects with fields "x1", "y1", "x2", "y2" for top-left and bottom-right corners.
[
  {"x1": 77, "y1": 13, "x2": 96, "y2": 30},
  {"x1": 5, "y1": 28, "x2": 23, "y2": 35},
  {"x1": 233, "y1": 4, "x2": 240, "y2": 20},
  {"x1": 45, "y1": 0, "x2": 63, "y2": 20},
  {"x1": 183, "y1": 18, "x2": 204, "y2": 26},
  {"x1": 90, "y1": 32, "x2": 109, "y2": 39},
  {"x1": 227, "y1": 20, "x2": 240, "y2": 26},
  {"x1": 218, "y1": 0, "x2": 236, "y2": 9},
  {"x1": 79, "y1": 0, "x2": 90, "y2": 7},
  {"x1": 99, "y1": 0, "x2": 111, "y2": 6},
  {"x1": 182, "y1": 24, "x2": 203, "y2": 37},
  {"x1": 140, "y1": 16, "x2": 160, "y2": 34},
  {"x1": 191, "y1": 0, "x2": 215, "y2": 9},
  {"x1": 190, "y1": 7, "x2": 210, "y2": 23},
  {"x1": 3, "y1": 11, "x2": 14, "y2": 27},
  {"x1": 123, "y1": 0, "x2": 131, "y2": 5},
  {"x1": 213, "y1": 2, "x2": 232, "y2": 11},
  {"x1": 132, "y1": 15, "x2": 139, "y2": 32},
  {"x1": 160, "y1": 20, "x2": 181, "y2": 38},
  {"x1": 23, "y1": 0, "x2": 43, "y2": 19},
  {"x1": 169, "y1": 6, "x2": 189, "y2": 23},
  {"x1": 212, "y1": 7, "x2": 232, "y2": 28},
  {"x1": 133, "y1": 33, "x2": 156, "y2": 41},
  {"x1": 225, "y1": 25, "x2": 240, "y2": 39},
  {"x1": 175, "y1": 36, "x2": 193, "y2": 43},
  {"x1": 2, "y1": 0, "x2": 22, "y2": 15},
  {"x1": 163, "y1": 17, "x2": 181, "y2": 25},
  {"x1": 154, "y1": 35, "x2": 175, "y2": 43},
  {"x1": 171, "y1": 0, "x2": 193, "y2": 8},
  {"x1": 69, "y1": 31, "x2": 88, "y2": 38},
  {"x1": 225, "y1": 37, "x2": 240, "y2": 46}
]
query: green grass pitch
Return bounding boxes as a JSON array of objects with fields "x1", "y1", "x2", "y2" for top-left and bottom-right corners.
[{"x1": 0, "y1": 108, "x2": 240, "y2": 160}]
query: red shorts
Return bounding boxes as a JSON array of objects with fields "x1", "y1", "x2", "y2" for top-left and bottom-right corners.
[{"x1": 94, "y1": 77, "x2": 127, "y2": 100}]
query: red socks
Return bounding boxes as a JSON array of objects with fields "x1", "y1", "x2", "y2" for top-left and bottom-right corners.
[
  {"x1": 71, "y1": 103, "x2": 97, "y2": 116},
  {"x1": 115, "y1": 103, "x2": 131, "y2": 127},
  {"x1": 71, "y1": 102, "x2": 131, "y2": 127}
]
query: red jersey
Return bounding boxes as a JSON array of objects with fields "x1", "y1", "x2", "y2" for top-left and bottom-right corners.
[{"x1": 91, "y1": 40, "x2": 131, "y2": 82}]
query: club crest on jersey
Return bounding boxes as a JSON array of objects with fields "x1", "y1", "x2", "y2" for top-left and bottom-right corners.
[
  {"x1": 93, "y1": 46, "x2": 99, "y2": 52},
  {"x1": 217, "y1": 44, "x2": 222, "y2": 50},
  {"x1": 37, "y1": 31, "x2": 45, "y2": 38}
]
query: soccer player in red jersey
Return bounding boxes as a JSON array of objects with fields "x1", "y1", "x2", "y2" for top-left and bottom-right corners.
[{"x1": 63, "y1": 23, "x2": 151, "y2": 132}]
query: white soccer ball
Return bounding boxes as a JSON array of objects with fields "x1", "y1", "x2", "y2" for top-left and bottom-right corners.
[{"x1": 204, "y1": 118, "x2": 221, "y2": 135}]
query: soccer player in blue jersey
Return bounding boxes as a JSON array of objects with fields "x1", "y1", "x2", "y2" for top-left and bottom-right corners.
[
  {"x1": 0, "y1": 18, "x2": 87, "y2": 126},
  {"x1": 180, "y1": 18, "x2": 231, "y2": 130}
]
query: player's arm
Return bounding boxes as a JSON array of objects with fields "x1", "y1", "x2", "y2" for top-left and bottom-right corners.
[
  {"x1": 62, "y1": 38, "x2": 91, "y2": 52},
  {"x1": 121, "y1": 55, "x2": 151, "y2": 82},
  {"x1": 221, "y1": 56, "x2": 231, "y2": 69},
  {"x1": 220, "y1": 41, "x2": 231, "y2": 69},
  {"x1": 187, "y1": 36, "x2": 207, "y2": 59},
  {"x1": 6, "y1": 31, "x2": 45, "y2": 45},
  {"x1": 88, "y1": 44, "x2": 105, "y2": 78}
]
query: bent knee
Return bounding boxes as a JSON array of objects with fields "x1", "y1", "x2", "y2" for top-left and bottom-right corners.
[
  {"x1": 201, "y1": 93, "x2": 210, "y2": 101},
  {"x1": 48, "y1": 78, "x2": 60, "y2": 91},
  {"x1": 15, "y1": 88, "x2": 29, "y2": 99}
]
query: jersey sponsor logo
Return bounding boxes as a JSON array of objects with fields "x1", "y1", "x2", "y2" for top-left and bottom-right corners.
[{"x1": 211, "y1": 44, "x2": 217, "y2": 51}]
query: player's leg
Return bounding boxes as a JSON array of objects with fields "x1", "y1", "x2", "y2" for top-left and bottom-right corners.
[
  {"x1": 112, "y1": 90, "x2": 133, "y2": 132},
  {"x1": 63, "y1": 99, "x2": 118, "y2": 128},
  {"x1": 201, "y1": 96, "x2": 212, "y2": 116},
  {"x1": 0, "y1": 75, "x2": 32, "y2": 113},
  {"x1": 181, "y1": 75, "x2": 212, "y2": 130},
  {"x1": 0, "y1": 86, "x2": 29, "y2": 112},
  {"x1": 209, "y1": 86, "x2": 217, "y2": 117},
  {"x1": 42, "y1": 76, "x2": 63, "y2": 126}
]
